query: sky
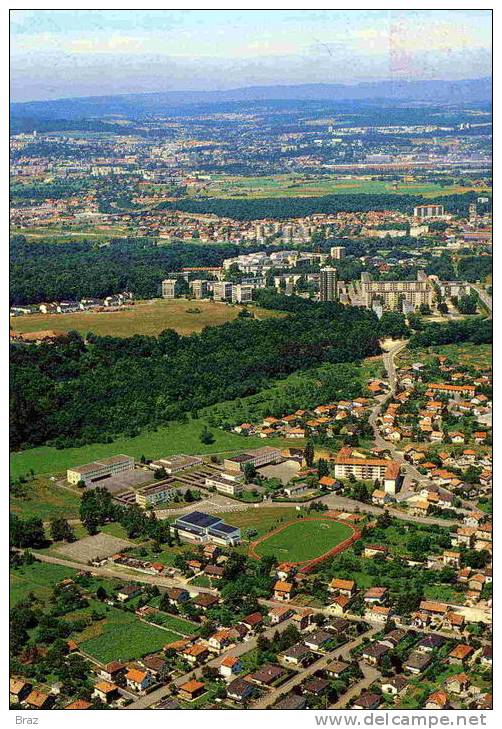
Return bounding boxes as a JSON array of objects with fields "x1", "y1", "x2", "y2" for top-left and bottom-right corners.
[{"x1": 10, "y1": 9, "x2": 492, "y2": 102}]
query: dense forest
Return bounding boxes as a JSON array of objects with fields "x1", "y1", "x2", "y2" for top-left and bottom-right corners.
[
  {"x1": 10, "y1": 236, "x2": 240, "y2": 304},
  {"x1": 157, "y1": 191, "x2": 487, "y2": 221},
  {"x1": 10, "y1": 301, "x2": 381, "y2": 450},
  {"x1": 408, "y1": 316, "x2": 492, "y2": 349}
]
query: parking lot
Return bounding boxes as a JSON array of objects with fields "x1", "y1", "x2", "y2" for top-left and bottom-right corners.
[{"x1": 258, "y1": 459, "x2": 302, "y2": 484}]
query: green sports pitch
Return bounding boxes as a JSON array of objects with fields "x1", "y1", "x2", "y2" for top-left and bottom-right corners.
[{"x1": 252, "y1": 518, "x2": 354, "y2": 563}]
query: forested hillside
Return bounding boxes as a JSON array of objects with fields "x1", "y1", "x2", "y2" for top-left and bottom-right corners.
[
  {"x1": 10, "y1": 236, "x2": 239, "y2": 304},
  {"x1": 10, "y1": 301, "x2": 381, "y2": 450},
  {"x1": 157, "y1": 191, "x2": 486, "y2": 221}
]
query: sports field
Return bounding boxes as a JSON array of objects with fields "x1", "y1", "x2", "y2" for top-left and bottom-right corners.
[
  {"x1": 251, "y1": 518, "x2": 354, "y2": 563},
  {"x1": 10, "y1": 299, "x2": 283, "y2": 338}
]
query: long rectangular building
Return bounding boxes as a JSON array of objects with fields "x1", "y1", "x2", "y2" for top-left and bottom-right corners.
[
  {"x1": 224, "y1": 446, "x2": 282, "y2": 472},
  {"x1": 360, "y1": 272, "x2": 433, "y2": 311},
  {"x1": 67, "y1": 454, "x2": 134, "y2": 486},
  {"x1": 334, "y1": 447, "x2": 400, "y2": 493},
  {"x1": 174, "y1": 511, "x2": 241, "y2": 546}
]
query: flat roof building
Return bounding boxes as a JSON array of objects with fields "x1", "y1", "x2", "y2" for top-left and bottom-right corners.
[
  {"x1": 67, "y1": 454, "x2": 134, "y2": 486},
  {"x1": 175, "y1": 511, "x2": 241, "y2": 546}
]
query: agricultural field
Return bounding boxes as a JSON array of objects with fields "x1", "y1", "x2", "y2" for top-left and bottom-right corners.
[
  {"x1": 10, "y1": 477, "x2": 82, "y2": 520},
  {"x1": 185, "y1": 173, "x2": 490, "y2": 200},
  {"x1": 76, "y1": 606, "x2": 178, "y2": 663},
  {"x1": 146, "y1": 608, "x2": 200, "y2": 636},
  {"x1": 251, "y1": 518, "x2": 354, "y2": 563},
  {"x1": 10, "y1": 298, "x2": 284, "y2": 338},
  {"x1": 10, "y1": 561, "x2": 76, "y2": 606}
]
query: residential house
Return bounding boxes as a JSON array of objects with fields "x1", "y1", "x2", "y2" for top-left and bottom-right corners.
[
  {"x1": 328, "y1": 578, "x2": 356, "y2": 597},
  {"x1": 219, "y1": 656, "x2": 243, "y2": 679},
  {"x1": 449, "y1": 644, "x2": 474, "y2": 666},
  {"x1": 353, "y1": 692, "x2": 381, "y2": 710},
  {"x1": 362, "y1": 642, "x2": 389, "y2": 666},
  {"x1": 125, "y1": 668, "x2": 154, "y2": 694},
  {"x1": 99, "y1": 661, "x2": 127, "y2": 685},
  {"x1": 273, "y1": 694, "x2": 307, "y2": 710},
  {"x1": 92, "y1": 681, "x2": 120, "y2": 704},
  {"x1": 274, "y1": 580, "x2": 293, "y2": 601},
  {"x1": 325, "y1": 660, "x2": 350, "y2": 679},
  {"x1": 240, "y1": 612, "x2": 263, "y2": 632},
  {"x1": 304, "y1": 629, "x2": 333, "y2": 652},
  {"x1": 248, "y1": 664, "x2": 287, "y2": 687},
  {"x1": 117, "y1": 585, "x2": 142, "y2": 602},
  {"x1": 166, "y1": 587, "x2": 190, "y2": 606},
  {"x1": 178, "y1": 679, "x2": 206, "y2": 702},
  {"x1": 363, "y1": 587, "x2": 388, "y2": 604},
  {"x1": 269, "y1": 606, "x2": 294, "y2": 624},
  {"x1": 444, "y1": 673, "x2": 470, "y2": 694},
  {"x1": 404, "y1": 652, "x2": 432, "y2": 674},
  {"x1": 381, "y1": 676, "x2": 408, "y2": 698},
  {"x1": 24, "y1": 690, "x2": 53, "y2": 710},
  {"x1": 416, "y1": 635, "x2": 445, "y2": 653},
  {"x1": 302, "y1": 676, "x2": 330, "y2": 696},
  {"x1": 226, "y1": 677, "x2": 257, "y2": 702},
  {"x1": 183, "y1": 643, "x2": 210, "y2": 664},
  {"x1": 279, "y1": 643, "x2": 313, "y2": 667},
  {"x1": 425, "y1": 691, "x2": 450, "y2": 710},
  {"x1": 10, "y1": 678, "x2": 32, "y2": 704}
]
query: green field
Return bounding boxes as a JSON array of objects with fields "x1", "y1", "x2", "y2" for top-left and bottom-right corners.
[
  {"x1": 253, "y1": 518, "x2": 354, "y2": 562},
  {"x1": 77, "y1": 607, "x2": 178, "y2": 663},
  {"x1": 10, "y1": 299, "x2": 284, "y2": 338},
  {"x1": 148, "y1": 610, "x2": 200, "y2": 636},
  {"x1": 10, "y1": 415, "x2": 292, "y2": 479},
  {"x1": 10, "y1": 478, "x2": 81, "y2": 520},
  {"x1": 215, "y1": 507, "x2": 301, "y2": 539},
  {"x1": 11, "y1": 354, "x2": 375, "y2": 481},
  {"x1": 10, "y1": 562, "x2": 76, "y2": 605},
  {"x1": 186, "y1": 173, "x2": 490, "y2": 200}
]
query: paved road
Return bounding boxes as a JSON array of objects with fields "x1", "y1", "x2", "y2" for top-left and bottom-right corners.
[
  {"x1": 471, "y1": 284, "x2": 492, "y2": 319},
  {"x1": 124, "y1": 617, "x2": 297, "y2": 709},
  {"x1": 316, "y1": 493, "x2": 458, "y2": 528},
  {"x1": 251, "y1": 623, "x2": 381, "y2": 709},
  {"x1": 30, "y1": 550, "x2": 218, "y2": 595},
  {"x1": 330, "y1": 663, "x2": 380, "y2": 709}
]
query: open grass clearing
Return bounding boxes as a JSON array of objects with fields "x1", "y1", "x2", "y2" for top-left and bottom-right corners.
[
  {"x1": 10, "y1": 299, "x2": 284, "y2": 338},
  {"x1": 10, "y1": 561, "x2": 76, "y2": 606},
  {"x1": 10, "y1": 477, "x2": 81, "y2": 521}
]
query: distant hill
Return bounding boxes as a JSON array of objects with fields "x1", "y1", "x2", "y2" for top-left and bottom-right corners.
[{"x1": 11, "y1": 77, "x2": 492, "y2": 120}]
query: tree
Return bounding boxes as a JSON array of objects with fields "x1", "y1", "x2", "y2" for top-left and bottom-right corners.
[
  {"x1": 10, "y1": 514, "x2": 46, "y2": 549},
  {"x1": 200, "y1": 426, "x2": 215, "y2": 445},
  {"x1": 378, "y1": 311, "x2": 409, "y2": 339},
  {"x1": 50, "y1": 518, "x2": 76, "y2": 543},
  {"x1": 317, "y1": 458, "x2": 329, "y2": 479},
  {"x1": 243, "y1": 462, "x2": 257, "y2": 484},
  {"x1": 304, "y1": 440, "x2": 315, "y2": 468},
  {"x1": 96, "y1": 586, "x2": 108, "y2": 601}
]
